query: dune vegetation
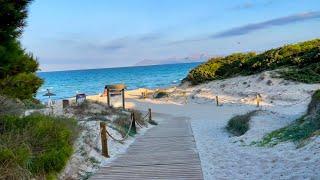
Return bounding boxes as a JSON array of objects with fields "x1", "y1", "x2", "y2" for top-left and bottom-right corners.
[
  {"x1": 186, "y1": 39, "x2": 320, "y2": 85},
  {"x1": 0, "y1": 114, "x2": 78, "y2": 179},
  {"x1": 259, "y1": 90, "x2": 320, "y2": 147},
  {"x1": 0, "y1": 1, "x2": 79, "y2": 179},
  {"x1": 226, "y1": 110, "x2": 259, "y2": 136}
]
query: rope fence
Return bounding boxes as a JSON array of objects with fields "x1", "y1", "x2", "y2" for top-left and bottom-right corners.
[
  {"x1": 212, "y1": 94, "x2": 311, "y2": 108},
  {"x1": 100, "y1": 108, "x2": 153, "y2": 157}
]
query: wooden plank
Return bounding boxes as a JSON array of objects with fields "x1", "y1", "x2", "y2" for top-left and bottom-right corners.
[{"x1": 90, "y1": 116, "x2": 203, "y2": 180}]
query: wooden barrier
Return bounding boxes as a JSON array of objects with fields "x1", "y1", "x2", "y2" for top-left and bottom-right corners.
[
  {"x1": 100, "y1": 122, "x2": 109, "y2": 158},
  {"x1": 216, "y1": 96, "x2": 219, "y2": 106},
  {"x1": 131, "y1": 112, "x2": 136, "y2": 134},
  {"x1": 148, "y1": 108, "x2": 152, "y2": 121}
]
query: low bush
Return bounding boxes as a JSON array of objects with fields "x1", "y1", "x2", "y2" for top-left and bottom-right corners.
[
  {"x1": 258, "y1": 90, "x2": 320, "y2": 147},
  {"x1": 186, "y1": 39, "x2": 320, "y2": 85},
  {"x1": 153, "y1": 90, "x2": 169, "y2": 99},
  {"x1": 279, "y1": 62, "x2": 320, "y2": 84},
  {"x1": 22, "y1": 99, "x2": 46, "y2": 109},
  {"x1": 0, "y1": 114, "x2": 78, "y2": 179},
  {"x1": 226, "y1": 111, "x2": 259, "y2": 136},
  {"x1": 0, "y1": 95, "x2": 25, "y2": 116}
]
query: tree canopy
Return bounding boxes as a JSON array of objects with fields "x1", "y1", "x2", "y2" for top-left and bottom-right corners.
[{"x1": 0, "y1": 0, "x2": 42, "y2": 100}]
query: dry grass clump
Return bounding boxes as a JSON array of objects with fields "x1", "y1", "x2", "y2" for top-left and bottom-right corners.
[{"x1": 226, "y1": 110, "x2": 259, "y2": 136}]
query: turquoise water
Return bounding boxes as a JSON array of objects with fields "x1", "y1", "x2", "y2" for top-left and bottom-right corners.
[{"x1": 36, "y1": 62, "x2": 200, "y2": 101}]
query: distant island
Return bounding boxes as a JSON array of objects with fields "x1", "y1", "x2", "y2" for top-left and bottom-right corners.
[{"x1": 134, "y1": 54, "x2": 208, "y2": 66}]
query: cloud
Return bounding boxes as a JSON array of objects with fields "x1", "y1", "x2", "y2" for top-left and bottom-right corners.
[
  {"x1": 231, "y1": 0, "x2": 287, "y2": 10},
  {"x1": 232, "y1": 2, "x2": 255, "y2": 10},
  {"x1": 137, "y1": 33, "x2": 163, "y2": 42},
  {"x1": 169, "y1": 11, "x2": 320, "y2": 45},
  {"x1": 55, "y1": 32, "x2": 164, "y2": 53},
  {"x1": 213, "y1": 11, "x2": 320, "y2": 38}
]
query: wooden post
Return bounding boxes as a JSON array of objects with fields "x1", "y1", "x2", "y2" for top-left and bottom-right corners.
[
  {"x1": 256, "y1": 94, "x2": 260, "y2": 107},
  {"x1": 131, "y1": 112, "x2": 136, "y2": 134},
  {"x1": 107, "y1": 88, "x2": 110, "y2": 107},
  {"x1": 148, "y1": 108, "x2": 152, "y2": 122},
  {"x1": 122, "y1": 89, "x2": 125, "y2": 109},
  {"x1": 216, "y1": 96, "x2": 219, "y2": 106},
  {"x1": 100, "y1": 122, "x2": 109, "y2": 158}
]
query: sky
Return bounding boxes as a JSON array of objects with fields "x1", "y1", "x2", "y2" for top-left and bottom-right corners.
[{"x1": 21, "y1": 0, "x2": 320, "y2": 72}]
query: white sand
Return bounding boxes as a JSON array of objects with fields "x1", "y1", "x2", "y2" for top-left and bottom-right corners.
[{"x1": 88, "y1": 71, "x2": 320, "y2": 179}]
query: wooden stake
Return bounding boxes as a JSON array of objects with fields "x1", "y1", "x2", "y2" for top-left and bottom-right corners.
[
  {"x1": 131, "y1": 112, "x2": 136, "y2": 134},
  {"x1": 107, "y1": 88, "x2": 110, "y2": 107},
  {"x1": 148, "y1": 108, "x2": 152, "y2": 122},
  {"x1": 216, "y1": 96, "x2": 219, "y2": 106},
  {"x1": 100, "y1": 122, "x2": 109, "y2": 158},
  {"x1": 122, "y1": 89, "x2": 125, "y2": 109}
]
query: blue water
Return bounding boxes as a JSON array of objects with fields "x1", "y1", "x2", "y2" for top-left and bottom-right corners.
[{"x1": 36, "y1": 62, "x2": 200, "y2": 101}]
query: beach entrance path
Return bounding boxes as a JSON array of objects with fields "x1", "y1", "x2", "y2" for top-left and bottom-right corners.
[{"x1": 91, "y1": 115, "x2": 203, "y2": 180}]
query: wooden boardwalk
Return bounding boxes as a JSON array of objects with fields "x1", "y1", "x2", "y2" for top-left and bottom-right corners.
[{"x1": 91, "y1": 116, "x2": 203, "y2": 180}]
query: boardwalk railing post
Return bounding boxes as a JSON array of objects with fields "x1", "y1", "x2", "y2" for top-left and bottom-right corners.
[
  {"x1": 216, "y1": 96, "x2": 219, "y2": 106},
  {"x1": 131, "y1": 112, "x2": 137, "y2": 134},
  {"x1": 100, "y1": 122, "x2": 109, "y2": 158},
  {"x1": 148, "y1": 108, "x2": 152, "y2": 122},
  {"x1": 122, "y1": 89, "x2": 125, "y2": 109},
  {"x1": 107, "y1": 88, "x2": 110, "y2": 107}
]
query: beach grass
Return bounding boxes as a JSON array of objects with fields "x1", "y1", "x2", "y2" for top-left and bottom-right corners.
[
  {"x1": 226, "y1": 111, "x2": 259, "y2": 136},
  {"x1": 258, "y1": 90, "x2": 320, "y2": 147},
  {"x1": 0, "y1": 114, "x2": 78, "y2": 179}
]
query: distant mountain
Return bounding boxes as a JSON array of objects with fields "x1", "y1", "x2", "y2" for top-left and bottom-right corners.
[{"x1": 135, "y1": 54, "x2": 208, "y2": 66}]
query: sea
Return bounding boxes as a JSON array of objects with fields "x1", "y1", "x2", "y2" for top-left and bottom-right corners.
[{"x1": 36, "y1": 62, "x2": 201, "y2": 101}]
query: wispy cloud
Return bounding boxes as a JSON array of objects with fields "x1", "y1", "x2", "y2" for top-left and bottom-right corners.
[
  {"x1": 56, "y1": 32, "x2": 164, "y2": 53},
  {"x1": 232, "y1": 2, "x2": 255, "y2": 10},
  {"x1": 231, "y1": 0, "x2": 286, "y2": 11},
  {"x1": 137, "y1": 33, "x2": 163, "y2": 42},
  {"x1": 213, "y1": 11, "x2": 320, "y2": 38},
  {"x1": 169, "y1": 11, "x2": 320, "y2": 45}
]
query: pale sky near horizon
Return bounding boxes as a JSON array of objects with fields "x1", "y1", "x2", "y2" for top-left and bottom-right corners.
[{"x1": 21, "y1": 0, "x2": 320, "y2": 72}]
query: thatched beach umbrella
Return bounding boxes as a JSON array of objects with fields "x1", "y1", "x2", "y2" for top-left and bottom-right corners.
[
  {"x1": 43, "y1": 91, "x2": 56, "y2": 98},
  {"x1": 43, "y1": 89, "x2": 56, "y2": 106}
]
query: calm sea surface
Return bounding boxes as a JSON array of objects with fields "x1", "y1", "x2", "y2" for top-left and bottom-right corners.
[{"x1": 36, "y1": 62, "x2": 200, "y2": 101}]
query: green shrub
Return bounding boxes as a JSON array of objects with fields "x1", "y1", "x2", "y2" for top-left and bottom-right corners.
[
  {"x1": 226, "y1": 111, "x2": 259, "y2": 136},
  {"x1": 153, "y1": 91, "x2": 169, "y2": 98},
  {"x1": 186, "y1": 39, "x2": 320, "y2": 85},
  {"x1": 0, "y1": 114, "x2": 78, "y2": 179},
  {"x1": 279, "y1": 62, "x2": 320, "y2": 84},
  {"x1": 23, "y1": 99, "x2": 46, "y2": 109},
  {"x1": 0, "y1": 95, "x2": 25, "y2": 116},
  {"x1": 258, "y1": 90, "x2": 320, "y2": 147}
]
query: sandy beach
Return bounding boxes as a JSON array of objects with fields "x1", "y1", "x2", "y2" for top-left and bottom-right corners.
[{"x1": 85, "y1": 70, "x2": 320, "y2": 179}]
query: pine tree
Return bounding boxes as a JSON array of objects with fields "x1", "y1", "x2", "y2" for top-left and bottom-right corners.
[{"x1": 0, "y1": 0, "x2": 43, "y2": 100}]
